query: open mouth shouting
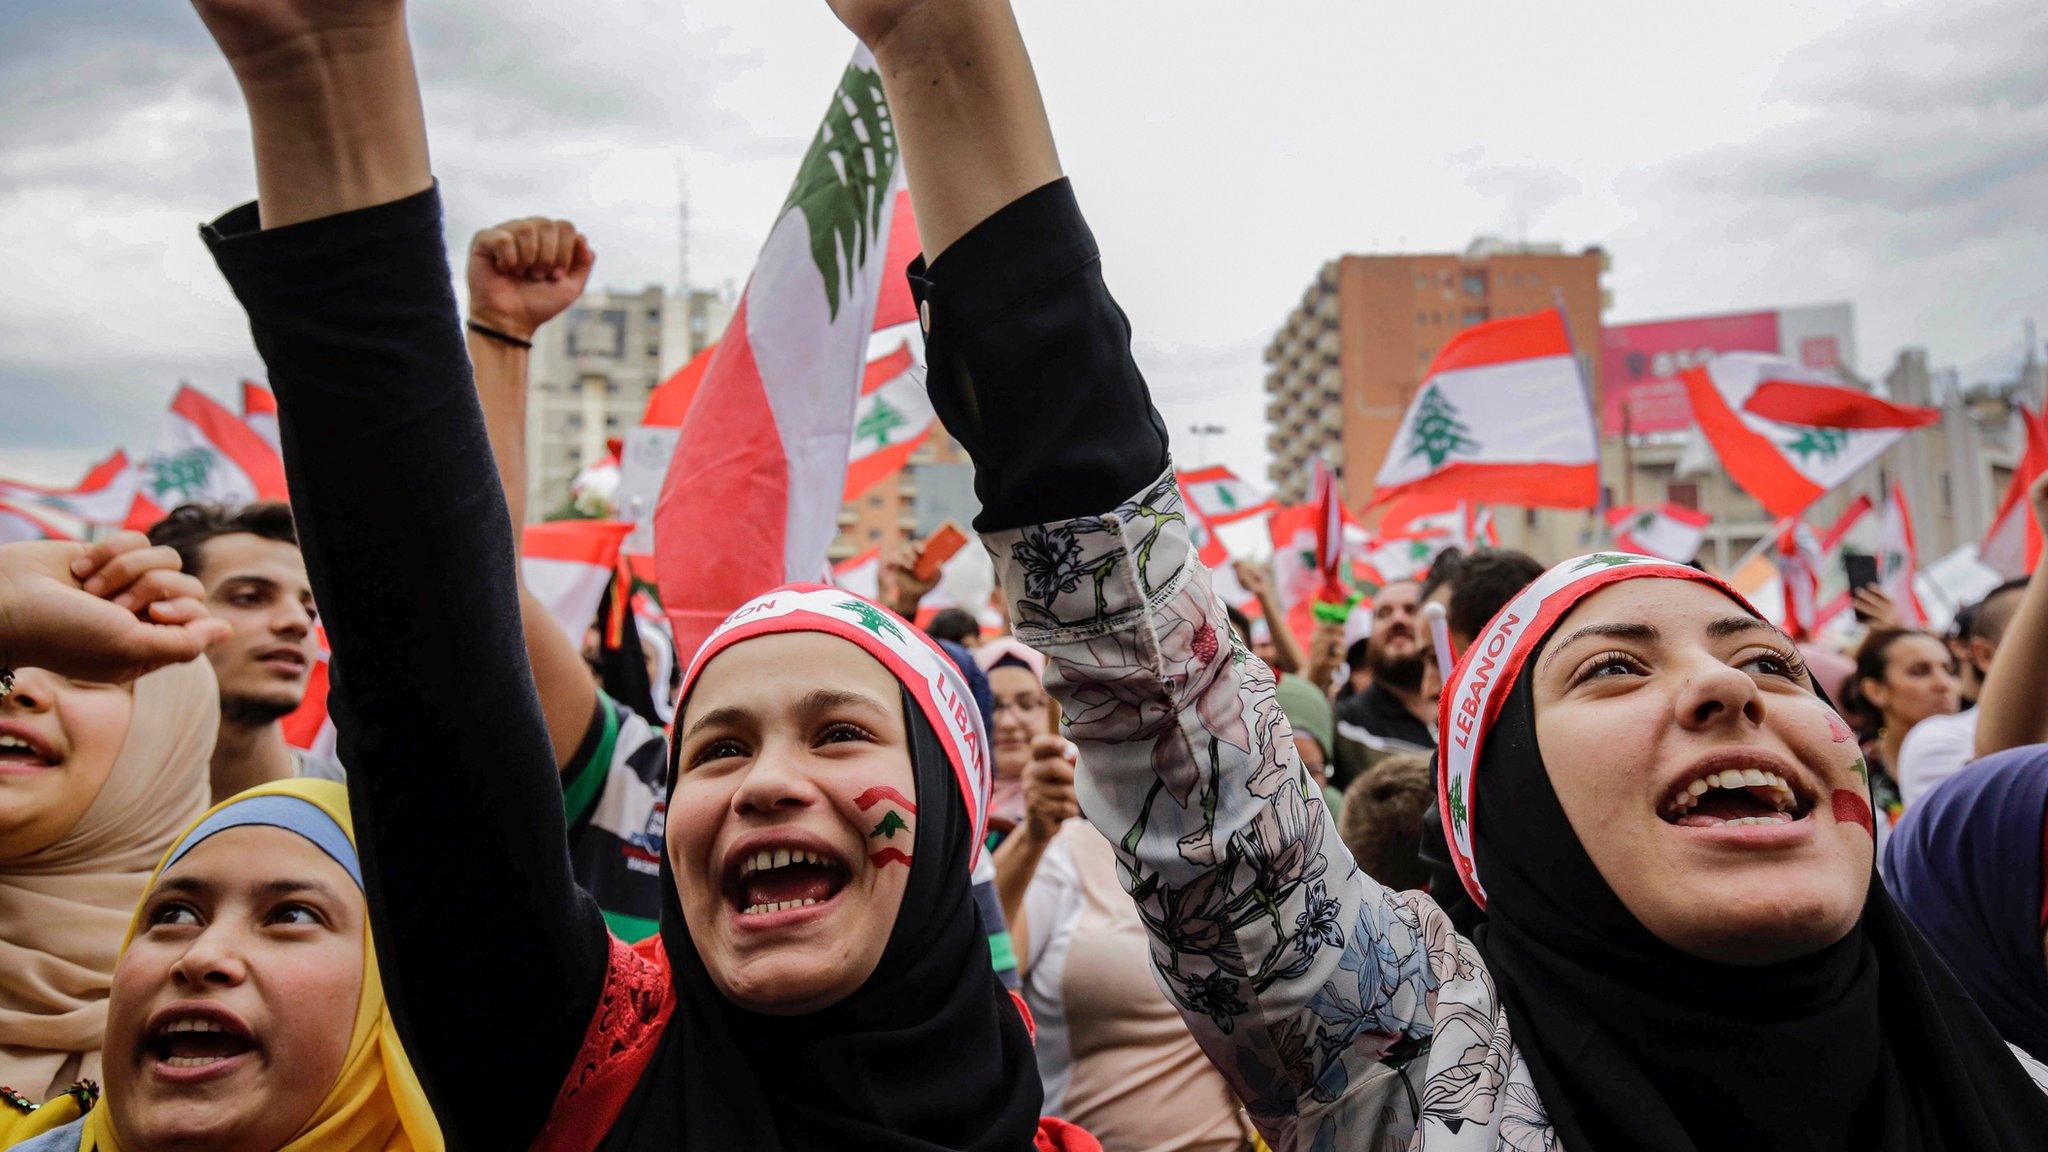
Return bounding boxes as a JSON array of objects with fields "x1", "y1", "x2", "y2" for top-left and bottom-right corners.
[
  {"x1": 143, "y1": 1003, "x2": 258, "y2": 1083},
  {"x1": 1660, "y1": 749, "x2": 1818, "y2": 831},
  {"x1": 0, "y1": 723, "x2": 57, "y2": 774},
  {"x1": 721, "y1": 834, "x2": 853, "y2": 921}
]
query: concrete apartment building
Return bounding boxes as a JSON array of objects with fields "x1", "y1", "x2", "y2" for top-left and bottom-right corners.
[
  {"x1": 1264, "y1": 239, "x2": 1609, "y2": 558},
  {"x1": 526, "y1": 285, "x2": 733, "y2": 517}
]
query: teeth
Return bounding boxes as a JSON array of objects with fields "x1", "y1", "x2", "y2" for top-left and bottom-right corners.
[
  {"x1": 0, "y1": 735, "x2": 27, "y2": 749},
  {"x1": 162, "y1": 1055, "x2": 230, "y2": 1068},
  {"x1": 162, "y1": 1019, "x2": 226, "y2": 1035},
  {"x1": 741, "y1": 898, "x2": 822, "y2": 915},
  {"x1": 738, "y1": 847, "x2": 840, "y2": 880},
  {"x1": 1665, "y1": 769, "x2": 1799, "y2": 817}
]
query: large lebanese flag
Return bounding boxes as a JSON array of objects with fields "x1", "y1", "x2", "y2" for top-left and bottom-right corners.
[
  {"x1": 1607, "y1": 503, "x2": 1711, "y2": 564},
  {"x1": 523, "y1": 519, "x2": 635, "y2": 647},
  {"x1": 1981, "y1": 404, "x2": 2047, "y2": 579},
  {"x1": 656, "y1": 48, "x2": 911, "y2": 661},
  {"x1": 1874, "y1": 482, "x2": 1927, "y2": 626},
  {"x1": 125, "y1": 384, "x2": 292, "y2": 529},
  {"x1": 1679, "y1": 353, "x2": 1937, "y2": 519},
  {"x1": 1371, "y1": 308, "x2": 1597, "y2": 509},
  {"x1": 0, "y1": 449, "x2": 138, "y2": 526},
  {"x1": 1178, "y1": 465, "x2": 1275, "y2": 526}
]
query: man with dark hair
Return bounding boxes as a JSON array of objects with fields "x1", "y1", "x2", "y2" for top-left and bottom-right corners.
[
  {"x1": 147, "y1": 500, "x2": 343, "y2": 796},
  {"x1": 1334, "y1": 580, "x2": 1436, "y2": 784},
  {"x1": 925, "y1": 607, "x2": 982, "y2": 646},
  {"x1": 1445, "y1": 549, "x2": 1545, "y2": 651}
]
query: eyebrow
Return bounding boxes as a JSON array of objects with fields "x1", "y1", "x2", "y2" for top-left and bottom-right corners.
[
  {"x1": 682, "y1": 688, "x2": 894, "y2": 740},
  {"x1": 1706, "y1": 615, "x2": 1778, "y2": 641},
  {"x1": 153, "y1": 875, "x2": 349, "y2": 903},
  {"x1": 1541, "y1": 621, "x2": 1658, "y2": 673}
]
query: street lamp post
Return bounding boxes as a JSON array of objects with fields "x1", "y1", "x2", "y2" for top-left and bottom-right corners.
[{"x1": 1188, "y1": 423, "x2": 1226, "y2": 467}]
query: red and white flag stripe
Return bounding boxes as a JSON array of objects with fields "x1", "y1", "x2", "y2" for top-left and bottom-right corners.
[
  {"x1": 1679, "y1": 353, "x2": 1937, "y2": 519},
  {"x1": 242, "y1": 380, "x2": 281, "y2": 455},
  {"x1": 1981, "y1": 405, "x2": 2047, "y2": 579},
  {"x1": 1177, "y1": 465, "x2": 1275, "y2": 526},
  {"x1": 1606, "y1": 503, "x2": 1712, "y2": 565},
  {"x1": 0, "y1": 500, "x2": 71, "y2": 544},
  {"x1": 0, "y1": 449, "x2": 138, "y2": 526},
  {"x1": 1372, "y1": 308, "x2": 1598, "y2": 509},
  {"x1": 523, "y1": 519, "x2": 635, "y2": 648},
  {"x1": 1874, "y1": 482, "x2": 1927, "y2": 626}
]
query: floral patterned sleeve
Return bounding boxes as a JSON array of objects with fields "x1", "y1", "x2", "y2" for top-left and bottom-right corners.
[{"x1": 985, "y1": 471, "x2": 1520, "y2": 1151}]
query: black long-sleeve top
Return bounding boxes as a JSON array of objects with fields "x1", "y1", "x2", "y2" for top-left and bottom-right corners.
[{"x1": 202, "y1": 175, "x2": 1164, "y2": 1149}]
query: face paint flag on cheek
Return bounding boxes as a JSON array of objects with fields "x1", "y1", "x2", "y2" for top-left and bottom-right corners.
[
  {"x1": 858, "y1": 785, "x2": 916, "y2": 868},
  {"x1": 1437, "y1": 552, "x2": 1765, "y2": 908}
]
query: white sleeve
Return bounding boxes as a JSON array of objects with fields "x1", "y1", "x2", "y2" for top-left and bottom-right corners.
[{"x1": 1898, "y1": 711, "x2": 1979, "y2": 805}]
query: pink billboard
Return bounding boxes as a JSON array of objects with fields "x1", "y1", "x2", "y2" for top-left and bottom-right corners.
[{"x1": 1599, "y1": 304, "x2": 1855, "y2": 436}]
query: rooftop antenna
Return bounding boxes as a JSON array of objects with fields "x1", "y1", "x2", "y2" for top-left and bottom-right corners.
[{"x1": 675, "y1": 157, "x2": 692, "y2": 298}]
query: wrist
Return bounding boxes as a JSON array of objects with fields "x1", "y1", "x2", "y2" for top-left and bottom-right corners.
[{"x1": 467, "y1": 307, "x2": 538, "y2": 344}]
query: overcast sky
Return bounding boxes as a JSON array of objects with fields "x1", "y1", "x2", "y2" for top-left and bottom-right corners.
[{"x1": 3, "y1": 0, "x2": 2044, "y2": 486}]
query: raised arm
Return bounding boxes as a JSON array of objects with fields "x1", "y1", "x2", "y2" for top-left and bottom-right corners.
[
  {"x1": 838, "y1": 7, "x2": 1464, "y2": 1146},
  {"x1": 189, "y1": 3, "x2": 607, "y2": 1145},
  {"x1": 1975, "y1": 471, "x2": 2048, "y2": 759},
  {"x1": 465, "y1": 217, "x2": 605, "y2": 768}
]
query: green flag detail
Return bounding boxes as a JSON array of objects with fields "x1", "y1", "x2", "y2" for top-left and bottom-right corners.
[
  {"x1": 870, "y1": 810, "x2": 908, "y2": 840},
  {"x1": 838, "y1": 598, "x2": 905, "y2": 641},
  {"x1": 1785, "y1": 427, "x2": 1849, "y2": 464},
  {"x1": 782, "y1": 62, "x2": 899, "y2": 321},
  {"x1": 1404, "y1": 385, "x2": 1482, "y2": 470},
  {"x1": 151, "y1": 448, "x2": 214, "y2": 501},
  {"x1": 1572, "y1": 553, "x2": 1636, "y2": 571},
  {"x1": 856, "y1": 398, "x2": 908, "y2": 448}
]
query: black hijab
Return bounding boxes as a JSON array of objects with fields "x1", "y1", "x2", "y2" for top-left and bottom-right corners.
[
  {"x1": 599, "y1": 682, "x2": 1043, "y2": 1150},
  {"x1": 1460, "y1": 566, "x2": 2048, "y2": 1151}
]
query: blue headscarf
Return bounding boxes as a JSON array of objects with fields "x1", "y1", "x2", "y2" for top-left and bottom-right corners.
[{"x1": 1884, "y1": 744, "x2": 2048, "y2": 1063}]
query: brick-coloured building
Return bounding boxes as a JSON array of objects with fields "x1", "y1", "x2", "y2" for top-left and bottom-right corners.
[{"x1": 1264, "y1": 241, "x2": 1608, "y2": 555}]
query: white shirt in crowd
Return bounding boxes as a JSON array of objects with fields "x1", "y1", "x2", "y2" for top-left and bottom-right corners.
[{"x1": 1897, "y1": 707, "x2": 1980, "y2": 805}]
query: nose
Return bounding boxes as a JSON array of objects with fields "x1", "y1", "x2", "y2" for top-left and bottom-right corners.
[
  {"x1": 1674, "y1": 656, "x2": 1765, "y2": 733},
  {"x1": 272, "y1": 597, "x2": 313, "y2": 640},
  {"x1": 0, "y1": 669, "x2": 58, "y2": 714},
  {"x1": 729, "y1": 742, "x2": 821, "y2": 817},
  {"x1": 170, "y1": 924, "x2": 250, "y2": 990}
]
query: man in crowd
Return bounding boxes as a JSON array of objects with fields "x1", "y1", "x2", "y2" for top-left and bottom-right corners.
[
  {"x1": 1335, "y1": 579, "x2": 1437, "y2": 765},
  {"x1": 147, "y1": 501, "x2": 344, "y2": 797},
  {"x1": 1443, "y1": 549, "x2": 1544, "y2": 654}
]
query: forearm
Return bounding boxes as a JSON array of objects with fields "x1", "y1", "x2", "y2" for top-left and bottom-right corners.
[
  {"x1": 1975, "y1": 565, "x2": 2048, "y2": 757},
  {"x1": 225, "y1": 25, "x2": 431, "y2": 229},
  {"x1": 868, "y1": 0, "x2": 1060, "y2": 259},
  {"x1": 991, "y1": 823, "x2": 1053, "y2": 958},
  {"x1": 1261, "y1": 588, "x2": 1307, "y2": 676},
  {"x1": 468, "y1": 329, "x2": 532, "y2": 530},
  {"x1": 204, "y1": 190, "x2": 603, "y2": 1147}
]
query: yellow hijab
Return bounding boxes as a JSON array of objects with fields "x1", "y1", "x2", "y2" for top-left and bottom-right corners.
[{"x1": 3, "y1": 779, "x2": 442, "y2": 1151}]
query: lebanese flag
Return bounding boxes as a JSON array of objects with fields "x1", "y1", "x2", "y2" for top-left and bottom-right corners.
[
  {"x1": 1607, "y1": 504, "x2": 1711, "y2": 564},
  {"x1": 281, "y1": 625, "x2": 336, "y2": 757},
  {"x1": 842, "y1": 339, "x2": 932, "y2": 500},
  {"x1": 1981, "y1": 404, "x2": 2047, "y2": 578},
  {"x1": 523, "y1": 519, "x2": 635, "y2": 647},
  {"x1": 1679, "y1": 353, "x2": 1938, "y2": 519},
  {"x1": 1178, "y1": 465, "x2": 1275, "y2": 526},
  {"x1": 1268, "y1": 503, "x2": 1322, "y2": 647},
  {"x1": 1874, "y1": 482, "x2": 1927, "y2": 626},
  {"x1": 1354, "y1": 529, "x2": 1445, "y2": 588},
  {"x1": 1371, "y1": 308, "x2": 1597, "y2": 509},
  {"x1": 138, "y1": 385, "x2": 291, "y2": 515},
  {"x1": 1774, "y1": 519, "x2": 1827, "y2": 639},
  {"x1": 0, "y1": 500, "x2": 71, "y2": 544},
  {"x1": 242, "y1": 381, "x2": 281, "y2": 454},
  {"x1": 831, "y1": 548, "x2": 883, "y2": 601},
  {"x1": 1176, "y1": 478, "x2": 1235, "y2": 570},
  {"x1": 0, "y1": 449, "x2": 139, "y2": 526},
  {"x1": 656, "y1": 49, "x2": 912, "y2": 663},
  {"x1": 1378, "y1": 492, "x2": 1498, "y2": 552},
  {"x1": 1310, "y1": 460, "x2": 1351, "y2": 602}
]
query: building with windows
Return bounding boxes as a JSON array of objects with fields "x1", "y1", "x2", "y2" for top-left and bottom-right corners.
[
  {"x1": 526, "y1": 285, "x2": 732, "y2": 517},
  {"x1": 1263, "y1": 239, "x2": 1608, "y2": 558}
]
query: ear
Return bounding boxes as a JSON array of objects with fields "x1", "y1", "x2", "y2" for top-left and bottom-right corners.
[
  {"x1": 1968, "y1": 636, "x2": 1997, "y2": 677},
  {"x1": 1858, "y1": 676, "x2": 1891, "y2": 714}
]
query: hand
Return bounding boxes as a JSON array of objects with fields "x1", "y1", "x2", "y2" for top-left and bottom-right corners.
[
  {"x1": 823, "y1": 0, "x2": 933, "y2": 51},
  {"x1": 1310, "y1": 618, "x2": 1345, "y2": 664},
  {"x1": 0, "y1": 535, "x2": 229, "y2": 684},
  {"x1": 468, "y1": 218, "x2": 596, "y2": 343},
  {"x1": 1021, "y1": 734, "x2": 1079, "y2": 842},
  {"x1": 1233, "y1": 559, "x2": 1271, "y2": 600},
  {"x1": 1852, "y1": 585, "x2": 1903, "y2": 631},
  {"x1": 2030, "y1": 469, "x2": 2048, "y2": 533},
  {"x1": 189, "y1": 0, "x2": 407, "y2": 75},
  {"x1": 884, "y1": 541, "x2": 938, "y2": 618}
]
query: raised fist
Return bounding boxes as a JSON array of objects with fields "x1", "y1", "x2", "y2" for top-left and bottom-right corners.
[
  {"x1": 0, "y1": 535, "x2": 228, "y2": 684},
  {"x1": 467, "y1": 218, "x2": 596, "y2": 342},
  {"x1": 1021, "y1": 734, "x2": 1079, "y2": 842}
]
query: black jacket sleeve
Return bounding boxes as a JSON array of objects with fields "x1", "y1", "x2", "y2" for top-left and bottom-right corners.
[
  {"x1": 910, "y1": 178, "x2": 1172, "y2": 532},
  {"x1": 202, "y1": 187, "x2": 607, "y2": 1151}
]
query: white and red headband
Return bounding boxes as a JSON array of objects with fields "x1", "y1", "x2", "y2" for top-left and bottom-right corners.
[
  {"x1": 679, "y1": 584, "x2": 994, "y2": 867},
  {"x1": 1437, "y1": 553, "x2": 1756, "y2": 908}
]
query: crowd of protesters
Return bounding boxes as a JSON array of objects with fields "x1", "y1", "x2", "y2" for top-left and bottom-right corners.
[{"x1": 4, "y1": 0, "x2": 2048, "y2": 1148}]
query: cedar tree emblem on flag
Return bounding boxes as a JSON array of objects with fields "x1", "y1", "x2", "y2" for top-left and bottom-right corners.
[
  {"x1": 856, "y1": 397, "x2": 909, "y2": 448},
  {"x1": 839, "y1": 598, "x2": 905, "y2": 641},
  {"x1": 1404, "y1": 385, "x2": 1482, "y2": 469},
  {"x1": 787, "y1": 61, "x2": 898, "y2": 320}
]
